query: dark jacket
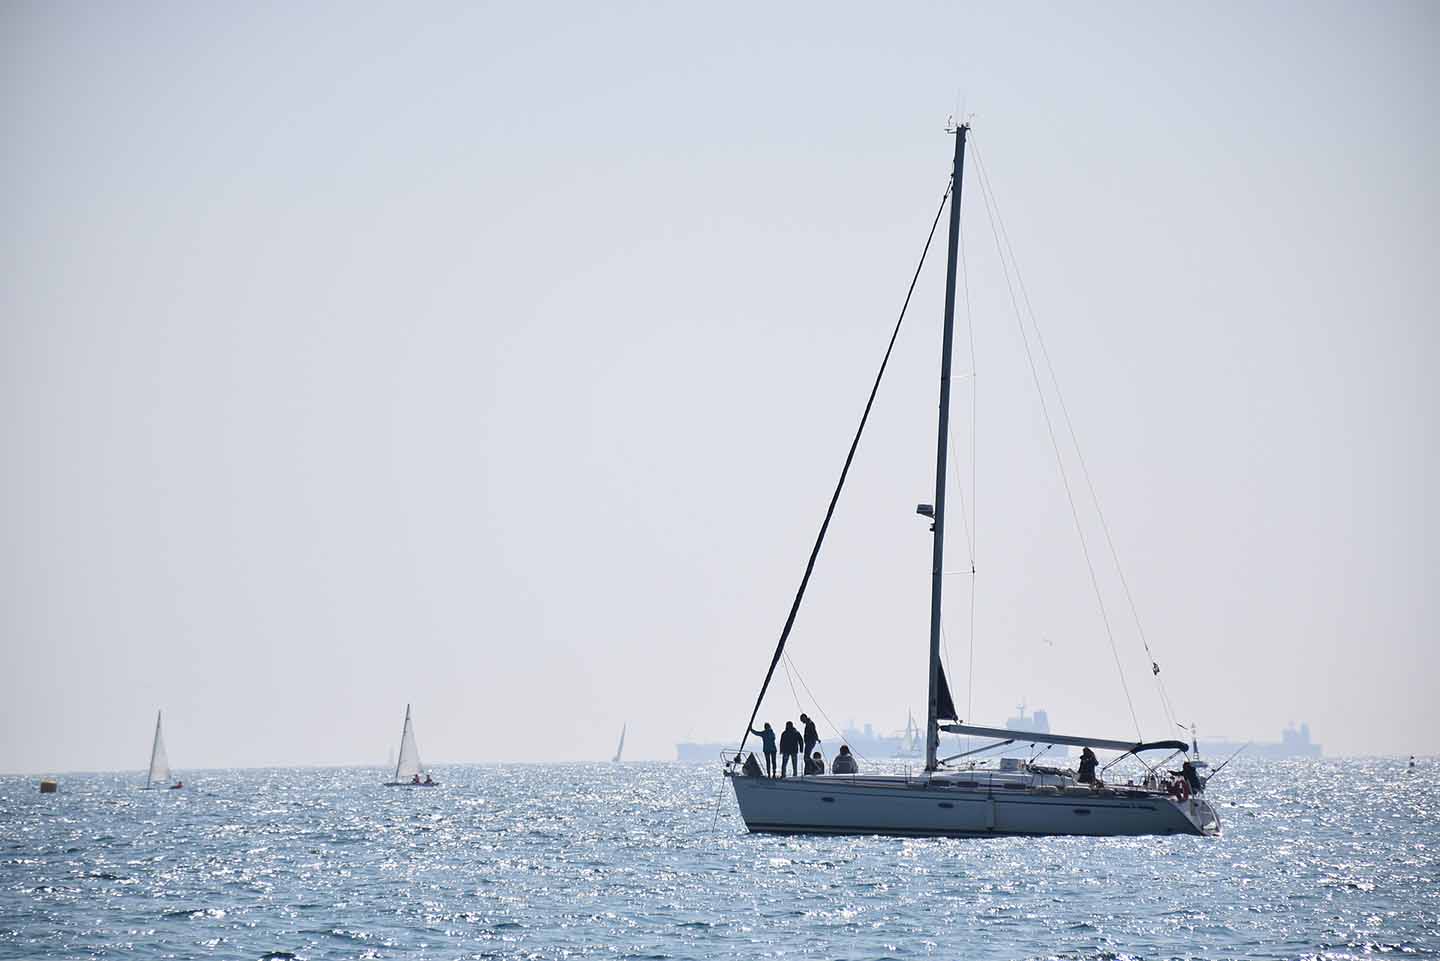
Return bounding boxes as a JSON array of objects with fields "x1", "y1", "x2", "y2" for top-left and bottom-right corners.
[
  {"x1": 750, "y1": 727, "x2": 777, "y2": 753},
  {"x1": 779, "y1": 726, "x2": 803, "y2": 755},
  {"x1": 802, "y1": 718, "x2": 820, "y2": 748}
]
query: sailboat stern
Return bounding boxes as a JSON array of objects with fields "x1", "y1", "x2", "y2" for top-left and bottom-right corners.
[{"x1": 1181, "y1": 795, "x2": 1222, "y2": 836}]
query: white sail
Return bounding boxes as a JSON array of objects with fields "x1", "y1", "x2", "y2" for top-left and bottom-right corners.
[
  {"x1": 612, "y1": 724, "x2": 626, "y2": 763},
  {"x1": 146, "y1": 711, "x2": 170, "y2": 789},
  {"x1": 392, "y1": 704, "x2": 424, "y2": 782}
]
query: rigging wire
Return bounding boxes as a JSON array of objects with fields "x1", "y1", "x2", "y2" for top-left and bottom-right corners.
[
  {"x1": 970, "y1": 136, "x2": 1180, "y2": 735},
  {"x1": 939, "y1": 409, "x2": 973, "y2": 731},
  {"x1": 961, "y1": 209, "x2": 980, "y2": 728},
  {"x1": 779, "y1": 656, "x2": 804, "y2": 715},
  {"x1": 708, "y1": 762, "x2": 730, "y2": 834},
  {"x1": 968, "y1": 135, "x2": 1143, "y2": 741},
  {"x1": 782, "y1": 652, "x2": 868, "y2": 763},
  {"x1": 736, "y1": 180, "x2": 954, "y2": 757}
]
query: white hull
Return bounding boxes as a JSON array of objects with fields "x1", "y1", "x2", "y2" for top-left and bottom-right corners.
[{"x1": 729, "y1": 772, "x2": 1219, "y2": 838}]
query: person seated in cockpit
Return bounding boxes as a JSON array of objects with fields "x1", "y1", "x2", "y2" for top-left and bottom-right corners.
[{"x1": 1168, "y1": 760, "x2": 1202, "y2": 795}]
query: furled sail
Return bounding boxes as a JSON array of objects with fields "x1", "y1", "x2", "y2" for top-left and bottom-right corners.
[
  {"x1": 146, "y1": 711, "x2": 170, "y2": 789},
  {"x1": 393, "y1": 705, "x2": 424, "y2": 782},
  {"x1": 935, "y1": 663, "x2": 958, "y2": 722}
]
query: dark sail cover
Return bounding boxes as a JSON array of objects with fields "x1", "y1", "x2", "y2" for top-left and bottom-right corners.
[{"x1": 936, "y1": 664, "x2": 958, "y2": 721}]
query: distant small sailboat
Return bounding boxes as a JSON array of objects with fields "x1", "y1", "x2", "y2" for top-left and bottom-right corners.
[
  {"x1": 894, "y1": 710, "x2": 922, "y2": 757},
  {"x1": 383, "y1": 704, "x2": 436, "y2": 787},
  {"x1": 611, "y1": 724, "x2": 626, "y2": 763},
  {"x1": 144, "y1": 710, "x2": 182, "y2": 790}
]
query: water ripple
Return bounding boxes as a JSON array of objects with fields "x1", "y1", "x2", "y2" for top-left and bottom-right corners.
[{"x1": 1, "y1": 758, "x2": 1436, "y2": 959}]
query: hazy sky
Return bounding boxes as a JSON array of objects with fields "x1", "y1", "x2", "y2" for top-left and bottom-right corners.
[{"x1": 3, "y1": 3, "x2": 1435, "y2": 774}]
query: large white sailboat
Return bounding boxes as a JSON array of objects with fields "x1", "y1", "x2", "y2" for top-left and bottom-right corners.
[
  {"x1": 727, "y1": 124, "x2": 1220, "y2": 838},
  {"x1": 383, "y1": 704, "x2": 436, "y2": 787},
  {"x1": 144, "y1": 710, "x2": 181, "y2": 790}
]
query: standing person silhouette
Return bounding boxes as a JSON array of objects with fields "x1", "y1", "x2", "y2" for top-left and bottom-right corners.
[
  {"x1": 750, "y1": 722, "x2": 778, "y2": 777},
  {"x1": 800, "y1": 713, "x2": 821, "y2": 761},
  {"x1": 779, "y1": 721, "x2": 803, "y2": 778}
]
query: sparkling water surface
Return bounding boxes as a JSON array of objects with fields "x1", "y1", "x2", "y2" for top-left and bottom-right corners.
[{"x1": 3, "y1": 758, "x2": 1436, "y2": 960}]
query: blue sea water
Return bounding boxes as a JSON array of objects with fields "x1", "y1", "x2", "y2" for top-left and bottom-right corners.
[{"x1": 1, "y1": 758, "x2": 1436, "y2": 960}]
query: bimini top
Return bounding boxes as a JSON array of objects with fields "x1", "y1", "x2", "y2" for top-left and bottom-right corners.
[{"x1": 941, "y1": 723, "x2": 1189, "y2": 755}]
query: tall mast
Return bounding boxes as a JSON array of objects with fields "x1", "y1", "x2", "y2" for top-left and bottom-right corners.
[{"x1": 925, "y1": 123, "x2": 968, "y2": 773}]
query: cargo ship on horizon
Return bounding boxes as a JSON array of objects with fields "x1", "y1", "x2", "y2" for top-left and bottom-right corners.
[{"x1": 676, "y1": 705, "x2": 1066, "y2": 763}]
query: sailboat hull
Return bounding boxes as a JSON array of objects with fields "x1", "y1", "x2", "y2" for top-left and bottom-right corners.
[
  {"x1": 729, "y1": 772, "x2": 1219, "y2": 838},
  {"x1": 382, "y1": 782, "x2": 438, "y2": 787}
]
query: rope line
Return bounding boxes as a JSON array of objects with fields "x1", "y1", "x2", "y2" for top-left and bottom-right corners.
[
  {"x1": 779, "y1": 656, "x2": 804, "y2": 714},
  {"x1": 970, "y1": 136, "x2": 1179, "y2": 735},
  {"x1": 951, "y1": 205, "x2": 980, "y2": 732},
  {"x1": 961, "y1": 205, "x2": 979, "y2": 727},
  {"x1": 782, "y1": 652, "x2": 868, "y2": 762},
  {"x1": 970, "y1": 136, "x2": 1143, "y2": 740}
]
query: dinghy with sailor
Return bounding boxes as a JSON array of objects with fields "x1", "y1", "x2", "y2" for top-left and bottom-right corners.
[
  {"x1": 383, "y1": 704, "x2": 437, "y2": 787},
  {"x1": 143, "y1": 710, "x2": 183, "y2": 790}
]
